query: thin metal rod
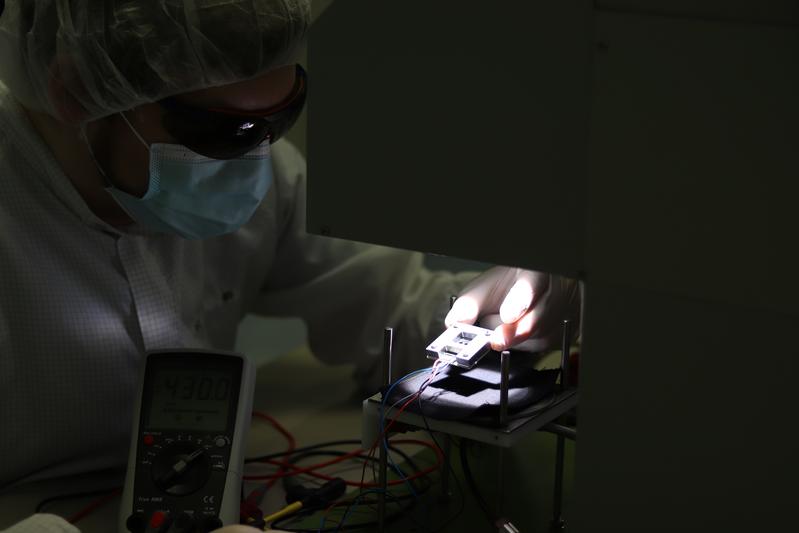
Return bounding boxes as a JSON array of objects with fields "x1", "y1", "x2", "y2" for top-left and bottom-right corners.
[
  {"x1": 497, "y1": 446, "x2": 505, "y2": 519},
  {"x1": 382, "y1": 327, "x2": 394, "y2": 386},
  {"x1": 439, "y1": 434, "x2": 452, "y2": 501},
  {"x1": 378, "y1": 446, "x2": 388, "y2": 532},
  {"x1": 550, "y1": 320, "x2": 571, "y2": 531},
  {"x1": 551, "y1": 434, "x2": 566, "y2": 531},
  {"x1": 378, "y1": 327, "x2": 394, "y2": 532},
  {"x1": 560, "y1": 320, "x2": 571, "y2": 390},
  {"x1": 499, "y1": 350, "x2": 510, "y2": 426}
]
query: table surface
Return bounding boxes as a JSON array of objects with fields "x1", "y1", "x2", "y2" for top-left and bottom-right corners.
[{"x1": 0, "y1": 347, "x2": 575, "y2": 532}]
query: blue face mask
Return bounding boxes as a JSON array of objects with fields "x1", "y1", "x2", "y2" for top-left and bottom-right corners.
[{"x1": 99, "y1": 113, "x2": 273, "y2": 239}]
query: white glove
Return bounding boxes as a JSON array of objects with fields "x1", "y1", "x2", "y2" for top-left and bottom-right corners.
[
  {"x1": 0, "y1": 514, "x2": 79, "y2": 533},
  {"x1": 445, "y1": 267, "x2": 580, "y2": 352}
]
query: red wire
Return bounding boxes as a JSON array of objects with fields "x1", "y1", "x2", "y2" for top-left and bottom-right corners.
[
  {"x1": 375, "y1": 363, "x2": 443, "y2": 454},
  {"x1": 251, "y1": 411, "x2": 296, "y2": 488},
  {"x1": 64, "y1": 408, "x2": 435, "y2": 525},
  {"x1": 244, "y1": 447, "x2": 362, "y2": 481},
  {"x1": 251, "y1": 411, "x2": 296, "y2": 451},
  {"x1": 66, "y1": 487, "x2": 122, "y2": 525},
  {"x1": 382, "y1": 390, "x2": 423, "y2": 437},
  {"x1": 244, "y1": 438, "x2": 443, "y2": 487},
  {"x1": 244, "y1": 411, "x2": 297, "y2": 516}
]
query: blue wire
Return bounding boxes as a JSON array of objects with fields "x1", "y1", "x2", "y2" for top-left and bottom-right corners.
[
  {"x1": 328, "y1": 488, "x2": 384, "y2": 532},
  {"x1": 329, "y1": 367, "x2": 436, "y2": 532},
  {"x1": 379, "y1": 367, "x2": 435, "y2": 498}
]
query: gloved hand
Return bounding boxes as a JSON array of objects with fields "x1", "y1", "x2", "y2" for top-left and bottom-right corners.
[{"x1": 445, "y1": 267, "x2": 580, "y2": 353}]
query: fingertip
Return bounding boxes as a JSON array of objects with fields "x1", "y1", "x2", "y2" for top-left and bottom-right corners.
[
  {"x1": 445, "y1": 296, "x2": 479, "y2": 326},
  {"x1": 490, "y1": 327, "x2": 509, "y2": 351},
  {"x1": 491, "y1": 311, "x2": 537, "y2": 350},
  {"x1": 499, "y1": 279, "x2": 533, "y2": 324}
]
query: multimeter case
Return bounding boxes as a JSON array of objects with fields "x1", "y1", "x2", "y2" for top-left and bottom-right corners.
[{"x1": 118, "y1": 349, "x2": 256, "y2": 533}]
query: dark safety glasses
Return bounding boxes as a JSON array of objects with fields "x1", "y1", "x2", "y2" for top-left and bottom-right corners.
[{"x1": 159, "y1": 64, "x2": 307, "y2": 160}]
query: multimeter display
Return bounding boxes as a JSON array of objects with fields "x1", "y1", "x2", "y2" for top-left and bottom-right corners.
[{"x1": 147, "y1": 370, "x2": 233, "y2": 432}]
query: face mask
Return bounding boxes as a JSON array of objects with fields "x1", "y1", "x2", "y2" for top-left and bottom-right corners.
[{"x1": 90, "y1": 113, "x2": 273, "y2": 239}]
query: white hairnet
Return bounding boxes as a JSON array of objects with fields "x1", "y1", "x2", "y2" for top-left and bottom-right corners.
[{"x1": 0, "y1": 0, "x2": 310, "y2": 123}]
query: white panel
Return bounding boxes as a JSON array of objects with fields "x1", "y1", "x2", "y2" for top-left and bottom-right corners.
[
  {"x1": 587, "y1": 12, "x2": 799, "y2": 316},
  {"x1": 308, "y1": 0, "x2": 592, "y2": 277}
]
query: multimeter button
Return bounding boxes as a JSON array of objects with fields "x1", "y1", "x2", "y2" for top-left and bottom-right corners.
[
  {"x1": 148, "y1": 511, "x2": 168, "y2": 531},
  {"x1": 214, "y1": 437, "x2": 226, "y2": 448},
  {"x1": 125, "y1": 513, "x2": 145, "y2": 532},
  {"x1": 199, "y1": 516, "x2": 223, "y2": 532},
  {"x1": 143, "y1": 435, "x2": 155, "y2": 446},
  {"x1": 149, "y1": 511, "x2": 167, "y2": 529}
]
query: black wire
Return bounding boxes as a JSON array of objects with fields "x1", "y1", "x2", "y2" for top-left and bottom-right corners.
[
  {"x1": 329, "y1": 459, "x2": 431, "y2": 532},
  {"x1": 459, "y1": 439, "x2": 496, "y2": 527},
  {"x1": 333, "y1": 387, "x2": 441, "y2": 533},
  {"x1": 297, "y1": 370, "x2": 442, "y2": 532},
  {"x1": 34, "y1": 487, "x2": 120, "y2": 514},
  {"x1": 270, "y1": 440, "x2": 437, "y2": 532},
  {"x1": 269, "y1": 490, "x2": 416, "y2": 532},
  {"x1": 281, "y1": 449, "x2": 433, "y2": 495},
  {"x1": 245, "y1": 439, "x2": 363, "y2": 464},
  {"x1": 416, "y1": 395, "x2": 467, "y2": 533},
  {"x1": 288, "y1": 446, "x2": 426, "y2": 482}
]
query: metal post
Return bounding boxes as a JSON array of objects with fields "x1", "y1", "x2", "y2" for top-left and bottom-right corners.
[
  {"x1": 439, "y1": 434, "x2": 452, "y2": 501},
  {"x1": 551, "y1": 320, "x2": 571, "y2": 531},
  {"x1": 550, "y1": 434, "x2": 566, "y2": 531},
  {"x1": 560, "y1": 319, "x2": 571, "y2": 390},
  {"x1": 378, "y1": 327, "x2": 394, "y2": 532},
  {"x1": 499, "y1": 350, "x2": 510, "y2": 426},
  {"x1": 382, "y1": 327, "x2": 394, "y2": 386},
  {"x1": 493, "y1": 350, "x2": 511, "y2": 520}
]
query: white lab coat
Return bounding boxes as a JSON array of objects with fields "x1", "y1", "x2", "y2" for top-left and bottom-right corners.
[{"x1": 0, "y1": 83, "x2": 474, "y2": 531}]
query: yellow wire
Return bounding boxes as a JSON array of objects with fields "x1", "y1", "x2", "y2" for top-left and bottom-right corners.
[{"x1": 262, "y1": 500, "x2": 304, "y2": 528}]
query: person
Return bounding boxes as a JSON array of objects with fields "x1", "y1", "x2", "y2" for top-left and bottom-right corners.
[{"x1": 0, "y1": 1, "x2": 580, "y2": 531}]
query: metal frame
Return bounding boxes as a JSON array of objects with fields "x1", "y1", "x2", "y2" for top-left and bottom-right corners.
[{"x1": 369, "y1": 320, "x2": 577, "y2": 532}]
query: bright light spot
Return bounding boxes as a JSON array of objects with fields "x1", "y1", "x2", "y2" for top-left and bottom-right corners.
[
  {"x1": 499, "y1": 279, "x2": 533, "y2": 323},
  {"x1": 445, "y1": 296, "x2": 479, "y2": 327}
]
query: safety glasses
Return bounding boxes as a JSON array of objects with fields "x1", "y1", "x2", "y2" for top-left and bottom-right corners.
[{"x1": 159, "y1": 64, "x2": 307, "y2": 160}]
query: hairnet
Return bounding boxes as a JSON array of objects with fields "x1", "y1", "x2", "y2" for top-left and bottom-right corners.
[{"x1": 0, "y1": 0, "x2": 310, "y2": 123}]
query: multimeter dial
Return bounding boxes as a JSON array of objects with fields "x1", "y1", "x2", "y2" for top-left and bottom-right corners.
[{"x1": 151, "y1": 442, "x2": 212, "y2": 496}]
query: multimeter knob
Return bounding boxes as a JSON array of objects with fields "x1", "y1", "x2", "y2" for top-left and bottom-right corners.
[{"x1": 151, "y1": 442, "x2": 211, "y2": 496}]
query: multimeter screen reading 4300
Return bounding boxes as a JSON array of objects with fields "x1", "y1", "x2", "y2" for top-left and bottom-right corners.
[{"x1": 147, "y1": 370, "x2": 233, "y2": 432}]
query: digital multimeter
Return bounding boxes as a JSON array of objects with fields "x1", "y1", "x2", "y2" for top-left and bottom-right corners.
[{"x1": 119, "y1": 349, "x2": 255, "y2": 533}]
